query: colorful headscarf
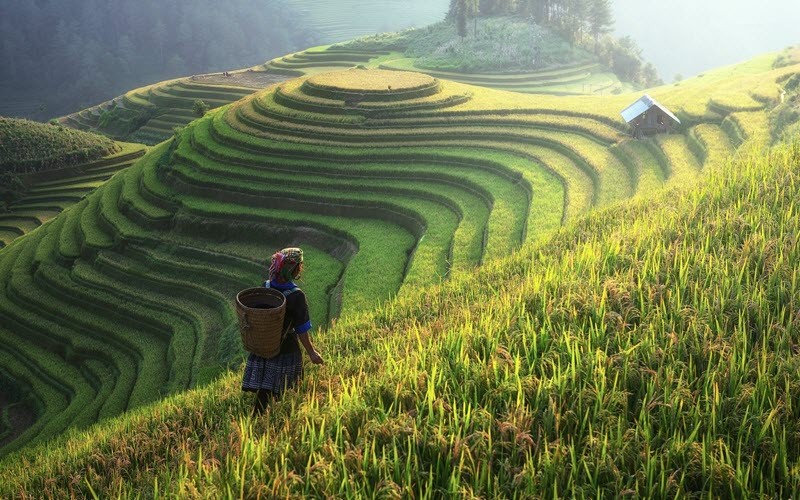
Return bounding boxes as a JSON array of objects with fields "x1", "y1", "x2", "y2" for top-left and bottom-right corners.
[{"x1": 269, "y1": 247, "x2": 303, "y2": 283}]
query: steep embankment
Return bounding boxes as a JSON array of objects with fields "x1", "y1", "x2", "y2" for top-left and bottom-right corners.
[
  {"x1": 0, "y1": 54, "x2": 796, "y2": 462},
  {"x1": 1, "y1": 135, "x2": 799, "y2": 498}
]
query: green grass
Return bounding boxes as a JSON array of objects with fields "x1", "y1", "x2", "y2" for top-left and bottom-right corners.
[
  {"x1": 2, "y1": 136, "x2": 799, "y2": 497},
  {"x1": 0, "y1": 118, "x2": 118, "y2": 174},
  {"x1": 0, "y1": 49, "x2": 796, "y2": 470},
  {"x1": 0, "y1": 142, "x2": 146, "y2": 250},
  {"x1": 60, "y1": 79, "x2": 263, "y2": 145}
]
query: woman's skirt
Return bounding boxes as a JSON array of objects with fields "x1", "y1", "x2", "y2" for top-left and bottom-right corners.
[{"x1": 241, "y1": 350, "x2": 303, "y2": 393}]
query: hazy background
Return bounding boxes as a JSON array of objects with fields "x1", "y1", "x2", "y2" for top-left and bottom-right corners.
[
  {"x1": 279, "y1": 0, "x2": 800, "y2": 83},
  {"x1": 1, "y1": 0, "x2": 798, "y2": 119},
  {"x1": 613, "y1": 0, "x2": 800, "y2": 80}
]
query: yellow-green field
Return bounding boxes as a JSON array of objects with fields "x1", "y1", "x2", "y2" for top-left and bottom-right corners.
[
  {"x1": 1, "y1": 44, "x2": 799, "y2": 497},
  {"x1": 2, "y1": 132, "x2": 799, "y2": 499}
]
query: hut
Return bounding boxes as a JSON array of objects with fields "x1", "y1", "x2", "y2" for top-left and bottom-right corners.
[{"x1": 621, "y1": 94, "x2": 680, "y2": 138}]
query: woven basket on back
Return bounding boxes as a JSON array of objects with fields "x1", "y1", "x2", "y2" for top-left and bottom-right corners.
[{"x1": 235, "y1": 287, "x2": 287, "y2": 358}]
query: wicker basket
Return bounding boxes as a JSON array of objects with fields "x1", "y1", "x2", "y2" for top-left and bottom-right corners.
[{"x1": 235, "y1": 287, "x2": 287, "y2": 358}]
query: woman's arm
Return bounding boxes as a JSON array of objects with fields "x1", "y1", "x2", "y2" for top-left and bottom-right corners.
[{"x1": 297, "y1": 332, "x2": 324, "y2": 364}]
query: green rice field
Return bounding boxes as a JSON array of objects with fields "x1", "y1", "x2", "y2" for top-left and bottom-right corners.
[{"x1": 0, "y1": 39, "x2": 799, "y2": 497}]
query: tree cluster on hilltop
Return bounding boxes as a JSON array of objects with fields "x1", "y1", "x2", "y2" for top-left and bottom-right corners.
[
  {"x1": 450, "y1": 0, "x2": 613, "y2": 45},
  {"x1": 448, "y1": 0, "x2": 661, "y2": 87},
  {"x1": 0, "y1": 0, "x2": 314, "y2": 119}
]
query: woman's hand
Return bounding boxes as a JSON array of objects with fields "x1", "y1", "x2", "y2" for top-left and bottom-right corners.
[{"x1": 308, "y1": 350, "x2": 324, "y2": 365}]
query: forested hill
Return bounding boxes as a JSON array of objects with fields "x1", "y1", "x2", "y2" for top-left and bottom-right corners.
[
  {"x1": 447, "y1": 0, "x2": 660, "y2": 87},
  {"x1": 0, "y1": 0, "x2": 314, "y2": 120}
]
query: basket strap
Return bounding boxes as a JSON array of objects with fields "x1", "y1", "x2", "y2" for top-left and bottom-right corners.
[
  {"x1": 262, "y1": 282, "x2": 299, "y2": 346},
  {"x1": 263, "y1": 281, "x2": 300, "y2": 297}
]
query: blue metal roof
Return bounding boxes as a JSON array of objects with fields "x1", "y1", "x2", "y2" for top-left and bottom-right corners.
[{"x1": 621, "y1": 94, "x2": 681, "y2": 125}]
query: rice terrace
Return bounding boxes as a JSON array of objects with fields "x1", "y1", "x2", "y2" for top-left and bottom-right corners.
[{"x1": 1, "y1": 0, "x2": 800, "y2": 497}]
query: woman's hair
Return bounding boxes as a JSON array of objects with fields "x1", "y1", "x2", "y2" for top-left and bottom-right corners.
[{"x1": 269, "y1": 247, "x2": 303, "y2": 283}]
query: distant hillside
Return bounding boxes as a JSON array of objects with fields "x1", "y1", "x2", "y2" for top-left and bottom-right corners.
[
  {"x1": 63, "y1": 19, "x2": 633, "y2": 145},
  {"x1": 282, "y1": 0, "x2": 449, "y2": 42},
  {"x1": 0, "y1": 0, "x2": 314, "y2": 120},
  {"x1": 0, "y1": 118, "x2": 118, "y2": 174},
  {"x1": 0, "y1": 118, "x2": 145, "y2": 247}
]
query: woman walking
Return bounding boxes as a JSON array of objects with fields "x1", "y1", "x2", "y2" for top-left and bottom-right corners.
[{"x1": 242, "y1": 247, "x2": 324, "y2": 415}]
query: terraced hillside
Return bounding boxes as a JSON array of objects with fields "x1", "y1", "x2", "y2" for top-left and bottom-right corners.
[
  {"x1": 0, "y1": 118, "x2": 146, "y2": 249},
  {"x1": 0, "y1": 117, "x2": 118, "y2": 172},
  {"x1": 3, "y1": 117, "x2": 800, "y2": 499},
  {"x1": 380, "y1": 59, "x2": 625, "y2": 95},
  {"x1": 263, "y1": 45, "x2": 626, "y2": 96},
  {"x1": 262, "y1": 46, "x2": 399, "y2": 76},
  {"x1": 60, "y1": 74, "x2": 287, "y2": 145},
  {"x1": 0, "y1": 144, "x2": 147, "y2": 249},
  {"x1": 60, "y1": 24, "x2": 629, "y2": 144},
  {"x1": 1, "y1": 55, "x2": 797, "y2": 459}
]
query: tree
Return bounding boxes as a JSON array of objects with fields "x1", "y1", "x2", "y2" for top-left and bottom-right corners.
[
  {"x1": 588, "y1": 0, "x2": 613, "y2": 52},
  {"x1": 495, "y1": 0, "x2": 519, "y2": 15},
  {"x1": 641, "y1": 63, "x2": 662, "y2": 88},
  {"x1": 116, "y1": 35, "x2": 136, "y2": 76},
  {"x1": 456, "y1": 0, "x2": 468, "y2": 39},
  {"x1": 193, "y1": 99, "x2": 210, "y2": 117},
  {"x1": 607, "y1": 36, "x2": 648, "y2": 85},
  {"x1": 447, "y1": 0, "x2": 459, "y2": 19},
  {"x1": 150, "y1": 19, "x2": 168, "y2": 68},
  {"x1": 465, "y1": 0, "x2": 480, "y2": 37},
  {"x1": 0, "y1": 172, "x2": 25, "y2": 211},
  {"x1": 559, "y1": 0, "x2": 587, "y2": 46}
]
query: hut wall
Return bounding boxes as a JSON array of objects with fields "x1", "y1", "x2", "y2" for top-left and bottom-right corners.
[{"x1": 632, "y1": 108, "x2": 676, "y2": 136}]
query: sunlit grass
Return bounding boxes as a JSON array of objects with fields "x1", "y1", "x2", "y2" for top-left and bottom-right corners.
[
  {"x1": 1, "y1": 46, "x2": 797, "y2": 474},
  {"x1": 2, "y1": 140, "x2": 798, "y2": 497}
]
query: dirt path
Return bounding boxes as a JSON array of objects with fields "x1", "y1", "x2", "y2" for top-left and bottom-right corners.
[{"x1": 191, "y1": 71, "x2": 290, "y2": 89}]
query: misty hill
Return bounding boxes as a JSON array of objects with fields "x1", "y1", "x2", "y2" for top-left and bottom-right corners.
[
  {"x1": 0, "y1": 0, "x2": 314, "y2": 120},
  {"x1": 282, "y1": 0, "x2": 449, "y2": 42},
  {"x1": 614, "y1": 0, "x2": 800, "y2": 80},
  {"x1": 58, "y1": 6, "x2": 657, "y2": 145}
]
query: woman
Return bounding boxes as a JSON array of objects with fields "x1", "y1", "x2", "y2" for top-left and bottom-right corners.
[{"x1": 241, "y1": 247, "x2": 324, "y2": 415}]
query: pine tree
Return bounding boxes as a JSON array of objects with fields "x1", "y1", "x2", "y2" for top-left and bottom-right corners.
[
  {"x1": 456, "y1": 0, "x2": 469, "y2": 39},
  {"x1": 588, "y1": 0, "x2": 614, "y2": 52},
  {"x1": 447, "y1": 0, "x2": 459, "y2": 19},
  {"x1": 496, "y1": 0, "x2": 519, "y2": 15},
  {"x1": 465, "y1": 0, "x2": 480, "y2": 37}
]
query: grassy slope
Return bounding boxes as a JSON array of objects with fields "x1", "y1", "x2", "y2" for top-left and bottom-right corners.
[
  {"x1": 1, "y1": 137, "x2": 798, "y2": 497},
  {"x1": 0, "y1": 118, "x2": 118, "y2": 172},
  {"x1": 0, "y1": 50, "x2": 795, "y2": 458},
  {"x1": 1, "y1": 48, "x2": 796, "y2": 494}
]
